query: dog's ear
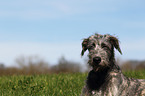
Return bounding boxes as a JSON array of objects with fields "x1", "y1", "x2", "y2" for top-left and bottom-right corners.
[
  {"x1": 81, "y1": 39, "x2": 89, "y2": 56},
  {"x1": 109, "y1": 36, "x2": 122, "y2": 55}
]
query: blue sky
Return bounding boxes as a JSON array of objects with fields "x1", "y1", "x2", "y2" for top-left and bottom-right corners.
[{"x1": 0, "y1": 0, "x2": 145, "y2": 66}]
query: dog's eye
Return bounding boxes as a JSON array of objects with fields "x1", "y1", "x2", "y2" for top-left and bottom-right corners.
[
  {"x1": 92, "y1": 43, "x2": 96, "y2": 47},
  {"x1": 89, "y1": 43, "x2": 95, "y2": 50},
  {"x1": 101, "y1": 43, "x2": 108, "y2": 49}
]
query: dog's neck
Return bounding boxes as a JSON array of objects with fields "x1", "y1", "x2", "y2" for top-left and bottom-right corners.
[
  {"x1": 87, "y1": 60, "x2": 121, "y2": 91},
  {"x1": 87, "y1": 67, "x2": 110, "y2": 91}
]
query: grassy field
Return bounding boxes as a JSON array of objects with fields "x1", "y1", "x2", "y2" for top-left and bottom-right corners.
[{"x1": 0, "y1": 70, "x2": 145, "y2": 96}]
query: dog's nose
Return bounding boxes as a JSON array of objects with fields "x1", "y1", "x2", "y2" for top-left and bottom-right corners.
[{"x1": 93, "y1": 57, "x2": 101, "y2": 64}]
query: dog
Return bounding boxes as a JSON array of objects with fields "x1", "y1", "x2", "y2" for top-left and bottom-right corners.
[{"x1": 81, "y1": 33, "x2": 145, "y2": 96}]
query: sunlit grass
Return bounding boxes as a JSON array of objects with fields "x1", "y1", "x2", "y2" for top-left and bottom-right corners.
[
  {"x1": 0, "y1": 70, "x2": 145, "y2": 96},
  {"x1": 0, "y1": 73, "x2": 87, "y2": 96}
]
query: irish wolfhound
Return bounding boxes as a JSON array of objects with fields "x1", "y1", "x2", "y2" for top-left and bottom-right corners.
[{"x1": 81, "y1": 34, "x2": 145, "y2": 96}]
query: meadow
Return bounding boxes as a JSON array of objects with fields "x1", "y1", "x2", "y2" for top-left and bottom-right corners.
[{"x1": 0, "y1": 70, "x2": 145, "y2": 96}]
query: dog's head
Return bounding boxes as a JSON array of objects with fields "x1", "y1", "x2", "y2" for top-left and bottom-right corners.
[{"x1": 81, "y1": 34, "x2": 122, "y2": 71}]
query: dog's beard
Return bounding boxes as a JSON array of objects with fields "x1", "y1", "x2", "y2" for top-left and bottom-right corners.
[
  {"x1": 89, "y1": 60, "x2": 109, "y2": 72},
  {"x1": 93, "y1": 65, "x2": 102, "y2": 71}
]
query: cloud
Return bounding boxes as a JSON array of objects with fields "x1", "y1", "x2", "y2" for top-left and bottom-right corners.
[
  {"x1": 0, "y1": 42, "x2": 82, "y2": 66},
  {"x1": 123, "y1": 21, "x2": 145, "y2": 29},
  {"x1": 0, "y1": 0, "x2": 133, "y2": 20},
  {"x1": 118, "y1": 38, "x2": 145, "y2": 60},
  {"x1": 0, "y1": 37, "x2": 145, "y2": 67},
  {"x1": 0, "y1": 1, "x2": 66, "y2": 20},
  {"x1": 122, "y1": 38, "x2": 145, "y2": 51}
]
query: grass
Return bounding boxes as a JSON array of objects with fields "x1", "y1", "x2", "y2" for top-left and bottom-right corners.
[
  {"x1": 123, "y1": 70, "x2": 145, "y2": 79},
  {"x1": 0, "y1": 70, "x2": 145, "y2": 96},
  {"x1": 0, "y1": 73, "x2": 87, "y2": 96}
]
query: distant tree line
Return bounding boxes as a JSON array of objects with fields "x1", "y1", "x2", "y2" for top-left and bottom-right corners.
[
  {"x1": 0, "y1": 55, "x2": 82, "y2": 76},
  {"x1": 120, "y1": 60, "x2": 145, "y2": 71},
  {"x1": 0, "y1": 55, "x2": 145, "y2": 76}
]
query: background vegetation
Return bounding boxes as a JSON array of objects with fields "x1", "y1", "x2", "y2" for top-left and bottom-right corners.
[
  {"x1": 0, "y1": 73, "x2": 87, "y2": 96},
  {"x1": 0, "y1": 55, "x2": 145, "y2": 95},
  {"x1": 0, "y1": 71, "x2": 145, "y2": 96},
  {"x1": 0, "y1": 55, "x2": 145, "y2": 75}
]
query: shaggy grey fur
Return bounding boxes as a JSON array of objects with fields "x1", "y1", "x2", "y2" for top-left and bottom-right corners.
[{"x1": 81, "y1": 34, "x2": 145, "y2": 96}]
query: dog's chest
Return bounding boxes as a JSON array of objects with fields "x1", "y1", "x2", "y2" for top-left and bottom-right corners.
[
  {"x1": 91, "y1": 81, "x2": 119, "y2": 96},
  {"x1": 90, "y1": 72, "x2": 120, "y2": 96}
]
